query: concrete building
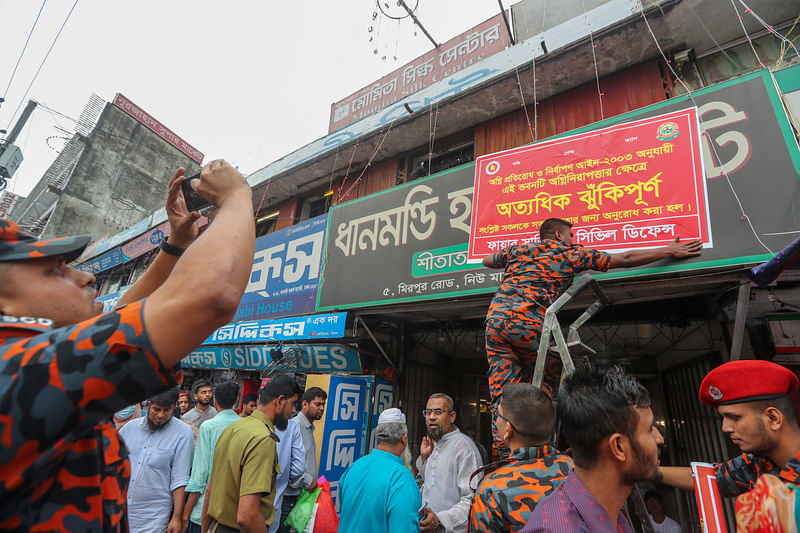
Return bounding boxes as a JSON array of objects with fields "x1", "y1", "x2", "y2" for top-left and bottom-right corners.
[{"x1": 11, "y1": 93, "x2": 202, "y2": 239}]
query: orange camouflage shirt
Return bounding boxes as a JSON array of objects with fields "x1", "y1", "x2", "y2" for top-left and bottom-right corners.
[
  {"x1": 0, "y1": 301, "x2": 179, "y2": 532},
  {"x1": 469, "y1": 445, "x2": 574, "y2": 533}
]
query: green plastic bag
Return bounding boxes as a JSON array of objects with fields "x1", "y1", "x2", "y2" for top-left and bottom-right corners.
[{"x1": 284, "y1": 487, "x2": 321, "y2": 532}]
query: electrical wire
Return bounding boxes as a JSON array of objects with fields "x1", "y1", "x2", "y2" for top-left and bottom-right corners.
[
  {"x1": 5, "y1": 0, "x2": 80, "y2": 131},
  {"x1": 3, "y1": 0, "x2": 48, "y2": 100},
  {"x1": 634, "y1": 1, "x2": 775, "y2": 255},
  {"x1": 729, "y1": 0, "x2": 764, "y2": 68}
]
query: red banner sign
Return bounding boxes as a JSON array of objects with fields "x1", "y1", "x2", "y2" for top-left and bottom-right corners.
[
  {"x1": 468, "y1": 108, "x2": 710, "y2": 260},
  {"x1": 113, "y1": 93, "x2": 204, "y2": 164}
]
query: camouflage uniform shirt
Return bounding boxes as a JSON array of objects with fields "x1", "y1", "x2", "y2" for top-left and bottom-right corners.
[
  {"x1": 714, "y1": 450, "x2": 800, "y2": 497},
  {"x1": 469, "y1": 445, "x2": 574, "y2": 533},
  {"x1": 0, "y1": 301, "x2": 179, "y2": 532}
]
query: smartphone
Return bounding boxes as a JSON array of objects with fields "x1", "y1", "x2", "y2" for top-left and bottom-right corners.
[{"x1": 181, "y1": 171, "x2": 211, "y2": 211}]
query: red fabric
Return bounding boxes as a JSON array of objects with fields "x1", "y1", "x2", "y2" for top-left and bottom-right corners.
[
  {"x1": 699, "y1": 360, "x2": 799, "y2": 407},
  {"x1": 312, "y1": 480, "x2": 339, "y2": 533},
  {"x1": 238, "y1": 379, "x2": 260, "y2": 413}
]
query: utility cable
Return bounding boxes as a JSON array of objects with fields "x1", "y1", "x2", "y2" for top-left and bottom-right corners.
[
  {"x1": 3, "y1": 0, "x2": 48, "y2": 101},
  {"x1": 5, "y1": 0, "x2": 80, "y2": 131}
]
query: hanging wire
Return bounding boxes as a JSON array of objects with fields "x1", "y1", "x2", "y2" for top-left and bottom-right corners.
[
  {"x1": 5, "y1": 0, "x2": 80, "y2": 130},
  {"x1": 635, "y1": 1, "x2": 774, "y2": 255},
  {"x1": 333, "y1": 138, "x2": 361, "y2": 204},
  {"x1": 736, "y1": 0, "x2": 800, "y2": 62},
  {"x1": 580, "y1": 0, "x2": 605, "y2": 120},
  {"x1": 729, "y1": 0, "x2": 764, "y2": 68},
  {"x1": 339, "y1": 119, "x2": 397, "y2": 201},
  {"x1": 427, "y1": 101, "x2": 439, "y2": 177},
  {"x1": 3, "y1": 0, "x2": 48, "y2": 100}
]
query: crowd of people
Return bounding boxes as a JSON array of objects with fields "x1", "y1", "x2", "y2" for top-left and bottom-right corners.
[{"x1": 1, "y1": 157, "x2": 798, "y2": 533}]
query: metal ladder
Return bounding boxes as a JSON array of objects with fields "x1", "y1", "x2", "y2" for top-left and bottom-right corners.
[{"x1": 531, "y1": 274, "x2": 610, "y2": 388}]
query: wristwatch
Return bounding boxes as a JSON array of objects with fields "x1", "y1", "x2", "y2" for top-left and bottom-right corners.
[{"x1": 159, "y1": 237, "x2": 186, "y2": 257}]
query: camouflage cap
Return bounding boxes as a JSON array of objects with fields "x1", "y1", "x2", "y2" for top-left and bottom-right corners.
[{"x1": 0, "y1": 219, "x2": 91, "y2": 263}]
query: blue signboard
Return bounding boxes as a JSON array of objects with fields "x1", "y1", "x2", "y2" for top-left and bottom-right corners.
[
  {"x1": 316, "y1": 375, "x2": 370, "y2": 507},
  {"x1": 203, "y1": 312, "x2": 347, "y2": 344},
  {"x1": 367, "y1": 378, "x2": 396, "y2": 451},
  {"x1": 181, "y1": 343, "x2": 362, "y2": 373},
  {"x1": 234, "y1": 215, "x2": 327, "y2": 322},
  {"x1": 77, "y1": 247, "x2": 123, "y2": 273}
]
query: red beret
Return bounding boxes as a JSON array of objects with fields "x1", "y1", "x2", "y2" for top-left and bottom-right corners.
[{"x1": 699, "y1": 360, "x2": 799, "y2": 407}]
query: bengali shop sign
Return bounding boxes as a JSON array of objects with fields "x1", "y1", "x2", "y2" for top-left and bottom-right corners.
[
  {"x1": 469, "y1": 108, "x2": 711, "y2": 260},
  {"x1": 203, "y1": 313, "x2": 347, "y2": 344},
  {"x1": 328, "y1": 13, "x2": 510, "y2": 132},
  {"x1": 181, "y1": 343, "x2": 362, "y2": 373}
]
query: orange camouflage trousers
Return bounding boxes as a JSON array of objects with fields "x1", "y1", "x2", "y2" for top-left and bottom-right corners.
[{"x1": 485, "y1": 316, "x2": 560, "y2": 458}]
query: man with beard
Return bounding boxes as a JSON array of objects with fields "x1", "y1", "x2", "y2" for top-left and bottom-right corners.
[
  {"x1": 278, "y1": 387, "x2": 327, "y2": 532},
  {"x1": 184, "y1": 378, "x2": 217, "y2": 427},
  {"x1": 661, "y1": 359, "x2": 800, "y2": 497},
  {"x1": 416, "y1": 393, "x2": 483, "y2": 533},
  {"x1": 119, "y1": 389, "x2": 195, "y2": 533},
  {"x1": 339, "y1": 408, "x2": 421, "y2": 533},
  {"x1": 522, "y1": 367, "x2": 664, "y2": 533},
  {"x1": 203, "y1": 374, "x2": 300, "y2": 533}
]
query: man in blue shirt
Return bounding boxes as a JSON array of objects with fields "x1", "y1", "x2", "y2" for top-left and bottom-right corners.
[
  {"x1": 119, "y1": 388, "x2": 195, "y2": 533},
  {"x1": 271, "y1": 416, "x2": 314, "y2": 533},
  {"x1": 339, "y1": 408, "x2": 421, "y2": 533},
  {"x1": 182, "y1": 380, "x2": 242, "y2": 533}
]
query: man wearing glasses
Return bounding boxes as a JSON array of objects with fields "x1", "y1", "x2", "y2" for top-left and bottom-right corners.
[
  {"x1": 469, "y1": 384, "x2": 572, "y2": 532},
  {"x1": 416, "y1": 393, "x2": 483, "y2": 532}
]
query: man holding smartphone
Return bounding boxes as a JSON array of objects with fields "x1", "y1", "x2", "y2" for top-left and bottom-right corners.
[{"x1": 0, "y1": 160, "x2": 255, "y2": 531}]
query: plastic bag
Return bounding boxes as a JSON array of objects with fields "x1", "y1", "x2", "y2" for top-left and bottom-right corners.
[
  {"x1": 301, "y1": 504, "x2": 318, "y2": 533},
  {"x1": 284, "y1": 486, "x2": 321, "y2": 532},
  {"x1": 312, "y1": 479, "x2": 339, "y2": 533}
]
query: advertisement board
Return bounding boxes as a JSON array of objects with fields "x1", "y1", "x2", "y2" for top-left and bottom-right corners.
[
  {"x1": 203, "y1": 312, "x2": 347, "y2": 345},
  {"x1": 306, "y1": 374, "x2": 374, "y2": 508},
  {"x1": 469, "y1": 108, "x2": 711, "y2": 259},
  {"x1": 317, "y1": 70, "x2": 800, "y2": 310},
  {"x1": 234, "y1": 215, "x2": 327, "y2": 322},
  {"x1": 181, "y1": 343, "x2": 362, "y2": 373}
]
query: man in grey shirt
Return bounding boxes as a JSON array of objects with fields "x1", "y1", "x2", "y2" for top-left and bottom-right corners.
[
  {"x1": 183, "y1": 378, "x2": 217, "y2": 427},
  {"x1": 416, "y1": 393, "x2": 483, "y2": 533},
  {"x1": 278, "y1": 386, "x2": 328, "y2": 533}
]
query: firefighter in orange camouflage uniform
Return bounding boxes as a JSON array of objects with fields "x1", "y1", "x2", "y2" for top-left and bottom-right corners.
[
  {"x1": 0, "y1": 160, "x2": 255, "y2": 532},
  {"x1": 482, "y1": 217, "x2": 702, "y2": 457}
]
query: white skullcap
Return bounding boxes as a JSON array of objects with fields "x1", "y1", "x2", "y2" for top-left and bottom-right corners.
[{"x1": 378, "y1": 407, "x2": 406, "y2": 424}]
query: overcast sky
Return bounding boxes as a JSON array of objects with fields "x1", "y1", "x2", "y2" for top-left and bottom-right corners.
[{"x1": 0, "y1": 0, "x2": 504, "y2": 197}]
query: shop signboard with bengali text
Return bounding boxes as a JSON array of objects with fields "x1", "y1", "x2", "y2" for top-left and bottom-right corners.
[
  {"x1": 468, "y1": 108, "x2": 711, "y2": 260},
  {"x1": 203, "y1": 312, "x2": 347, "y2": 345},
  {"x1": 234, "y1": 215, "x2": 327, "y2": 322},
  {"x1": 316, "y1": 70, "x2": 800, "y2": 308},
  {"x1": 181, "y1": 343, "x2": 362, "y2": 373}
]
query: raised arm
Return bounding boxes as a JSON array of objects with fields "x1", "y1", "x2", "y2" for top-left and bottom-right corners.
[
  {"x1": 482, "y1": 255, "x2": 502, "y2": 269},
  {"x1": 608, "y1": 237, "x2": 702, "y2": 269},
  {"x1": 144, "y1": 160, "x2": 255, "y2": 368},
  {"x1": 118, "y1": 167, "x2": 201, "y2": 306}
]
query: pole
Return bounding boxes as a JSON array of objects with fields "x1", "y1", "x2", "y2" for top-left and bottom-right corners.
[
  {"x1": 397, "y1": 0, "x2": 439, "y2": 48},
  {"x1": 497, "y1": 0, "x2": 516, "y2": 45}
]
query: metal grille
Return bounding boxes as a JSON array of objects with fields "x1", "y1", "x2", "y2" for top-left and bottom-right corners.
[
  {"x1": 75, "y1": 94, "x2": 105, "y2": 137},
  {"x1": 400, "y1": 361, "x2": 444, "y2": 463},
  {"x1": 662, "y1": 353, "x2": 736, "y2": 532},
  {"x1": 41, "y1": 135, "x2": 85, "y2": 190}
]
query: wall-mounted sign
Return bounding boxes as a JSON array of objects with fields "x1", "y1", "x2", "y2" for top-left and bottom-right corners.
[
  {"x1": 468, "y1": 107, "x2": 711, "y2": 259},
  {"x1": 234, "y1": 215, "x2": 327, "y2": 322},
  {"x1": 181, "y1": 343, "x2": 362, "y2": 373},
  {"x1": 113, "y1": 93, "x2": 204, "y2": 164},
  {"x1": 328, "y1": 13, "x2": 510, "y2": 133},
  {"x1": 203, "y1": 312, "x2": 347, "y2": 344}
]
